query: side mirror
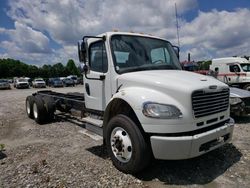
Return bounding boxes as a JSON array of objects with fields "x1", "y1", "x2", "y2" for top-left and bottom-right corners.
[
  {"x1": 78, "y1": 41, "x2": 86, "y2": 62},
  {"x1": 173, "y1": 45, "x2": 180, "y2": 59}
]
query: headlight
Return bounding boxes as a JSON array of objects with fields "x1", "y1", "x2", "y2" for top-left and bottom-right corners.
[
  {"x1": 229, "y1": 97, "x2": 242, "y2": 105},
  {"x1": 142, "y1": 102, "x2": 182, "y2": 119}
]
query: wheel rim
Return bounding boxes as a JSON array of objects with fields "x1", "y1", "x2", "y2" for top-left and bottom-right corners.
[
  {"x1": 33, "y1": 103, "x2": 38, "y2": 119},
  {"x1": 110, "y1": 127, "x2": 132, "y2": 163},
  {"x1": 26, "y1": 100, "x2": 30, "y2": 114}
]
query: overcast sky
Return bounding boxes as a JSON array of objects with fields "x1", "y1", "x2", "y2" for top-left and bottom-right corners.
[{"x1": 0, "y1": 0, "x2": 250, "y2": 66}]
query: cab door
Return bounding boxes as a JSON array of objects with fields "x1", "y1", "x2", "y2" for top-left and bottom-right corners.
[{"x1": 84, "y1": 40, "x2": 111, "y2": 112}]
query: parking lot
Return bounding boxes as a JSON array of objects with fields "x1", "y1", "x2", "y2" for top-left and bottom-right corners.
[{"x1": 0, "y1": 85, "x2": 250, "y2": 188}]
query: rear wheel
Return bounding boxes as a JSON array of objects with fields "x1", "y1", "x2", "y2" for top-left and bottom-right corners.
[
  {"x1": 26, "y1": 96, "x2": 35, "y2": 118},
  {"x1": 106, "y1": 114, "x2": 151, "y2": 174},
  {"x1": 43, "y1": 96, "x2": 55, "y2": 121},
  {"x1": 33, "y1": 96, "x2": 48, "y2": 124}
]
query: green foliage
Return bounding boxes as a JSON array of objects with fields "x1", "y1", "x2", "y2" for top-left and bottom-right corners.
[
  {"x1": 66, "y1": 59, "x2": 81, "y2": 76},
  {"x1": 0, "y1": 58, "x2": 81, "y2": 79},
  {"x1": 0, "y1": 58, "x2": 29, "y2": 78}
]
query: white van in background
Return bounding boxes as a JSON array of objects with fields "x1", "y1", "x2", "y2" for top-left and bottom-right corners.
[{"x1": 210, "y1": 57, "x2": 250, "y2": 90}]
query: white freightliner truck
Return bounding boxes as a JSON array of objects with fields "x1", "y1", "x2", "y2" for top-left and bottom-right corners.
[{"x1": 25, "y1": 32, "x2": 234, "y2": 174}]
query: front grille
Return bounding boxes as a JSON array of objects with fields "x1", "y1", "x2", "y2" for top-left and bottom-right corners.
[
  {"x1": 192, "y1": 88, "x2": 229, "y2": 118},
  {"x1": 20, "y1": 83, "x2": 28, "y2": 86}
]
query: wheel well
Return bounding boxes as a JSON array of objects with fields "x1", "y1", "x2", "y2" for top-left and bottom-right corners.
[
  {"x1": 242, "y1": 83, "x2": 250, "y2": 90},
  {"x1": 103, "y1": 98, "x2": 146, "y2": 142}
]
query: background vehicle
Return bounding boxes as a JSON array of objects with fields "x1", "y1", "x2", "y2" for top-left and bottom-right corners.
[
  {"x1": 14, "y1": 78, "x2": 29, "y2": 89},
  {"x1": 0, "y1": 79, "x2": 11, "y2": 89},
  {"x1": 48, "y1": 78, "x2": 64, "y2": 87},
  {"x1": 25, "y1": 32, "x2": 234, "y2": 174},
  {"x1": 210, "y1": 57, "x2": 250, "y2": 90},
  {"x1": 32, "y1": 78, "x2": 46, "y2": 88},
  {"x1": 63, "y1": 78, "x2": 75, "y2": 87},
  {"x1": 77, "y1": 77, "x2": 83, "y2": 85},
  {"x1": 25, "y1": 77, "x2": 33, "y2": 87},
  {"x1": 67, "y1": 75, "x2": 78, "y2": 84},
  {"x1": 230, "y1": 87, "x2": 250, "y2": 116}
]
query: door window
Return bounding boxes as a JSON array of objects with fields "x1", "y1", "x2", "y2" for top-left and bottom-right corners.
[
  {"x1": 229, "y1": 64, "x2": 240, "y2": 72},
  {"x1": 89, "y1": 41, "x2": 108, "y2": 72}
]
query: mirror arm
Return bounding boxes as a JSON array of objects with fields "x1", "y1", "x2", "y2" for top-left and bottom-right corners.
[
  {"x1": 84, "y1": 72, "x2": 105, "y2": 80},
  {"x1": 83, "y1": 64, "x2": 105, "y2": 80}
]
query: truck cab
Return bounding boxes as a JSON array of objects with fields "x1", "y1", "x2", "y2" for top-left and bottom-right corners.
[
  {"x1": 78, "y1": 32, "x2": 234, "y2": 173},
  {"x1": 210, "y1": 57, "x2": 250, "y2": 90}
]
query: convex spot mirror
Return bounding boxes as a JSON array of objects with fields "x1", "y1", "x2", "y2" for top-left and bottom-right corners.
[
  {"x1": 78, "y1": 64, "x2": 89, "y2": 74},
  {"x1": 83, "y1": 64, "x2": 89, "y2": 73}
]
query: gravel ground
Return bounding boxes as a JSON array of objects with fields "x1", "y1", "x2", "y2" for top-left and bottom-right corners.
[{"x1": 0, "y1": 85, "x2": 249, "y2": 188}]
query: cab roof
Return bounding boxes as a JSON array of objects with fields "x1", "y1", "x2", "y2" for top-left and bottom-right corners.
[
  {"x1": 212, "y1": 57, "x2": 249, "y2": 64},
  {"x1": 90, "y1": 31, "x2": 168, "y2": 42}
]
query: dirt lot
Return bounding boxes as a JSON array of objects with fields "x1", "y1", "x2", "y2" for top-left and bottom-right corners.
[{"x1": 0, "y1": 85, "x2": 249, "y2": 188}]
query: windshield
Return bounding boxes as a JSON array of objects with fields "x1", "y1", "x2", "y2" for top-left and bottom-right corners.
[
  {"x1": 240, "y1": 64, "x2": 250, "y2": 72},
  {"x1": 35, "y1": 79, "x2": 43, "y2": 81},
  {"x1": 18, "y1": 79, "x2": 27, "y2": 82},
  {"x1": 110, "y1": 35, "x2": 181, "y2": 74}
]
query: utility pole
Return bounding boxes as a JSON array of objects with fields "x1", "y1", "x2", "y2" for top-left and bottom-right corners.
[{"x1": 175, "y1": 3, "x2": 180, "y2": 48}]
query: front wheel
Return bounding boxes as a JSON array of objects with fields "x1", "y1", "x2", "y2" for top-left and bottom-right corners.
[{"x1": 106, "y1": 114, "x2": 151, "y2": 174}]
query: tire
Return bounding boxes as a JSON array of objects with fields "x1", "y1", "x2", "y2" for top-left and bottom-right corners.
[
  {"x1": 43, "y1": 96, "x2": 56, "y2": 121},
  {"x1": 33, "y1": 95, "x2": 48, "y2": 124},
  {"x1": 26, "y1": 95, "x2": 35, "y2": 119},
  {"x1": 243, "y1": 84, "x2": 250, "y2": 91},
  {"x1": 106, "y1": 114, "x2": 151, "y2": 174}
]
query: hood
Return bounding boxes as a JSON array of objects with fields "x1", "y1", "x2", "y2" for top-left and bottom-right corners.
[
  {"x1": 230, "y1": 87, "x2": 250, "y2": 98},
  {"x1": 117, "y1": 70, "x2": 227, "y2": 94},
  {"x1": 35, "y1": 81, "x2": 45, "y2": 84},
  {"x1": 17, "y1": 81, "x2": 28, "y2": 84}
]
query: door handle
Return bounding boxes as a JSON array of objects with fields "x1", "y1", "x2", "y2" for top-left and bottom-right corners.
[{"x1": 85, "y1": 83, "x2": 90, "y2": 95}]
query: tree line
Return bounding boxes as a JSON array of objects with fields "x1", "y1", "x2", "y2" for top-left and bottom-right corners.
[{"x1": 0, "y1": 58, "x2": 81, "y2": 79}]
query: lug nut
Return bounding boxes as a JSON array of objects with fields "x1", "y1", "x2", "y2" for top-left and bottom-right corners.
[
  {"x1": 122, "y1": 131, "x2": 126, "y2": 136},
  {"x1": 127, "y1": 146, "x2": 132, "y2": 152}
]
